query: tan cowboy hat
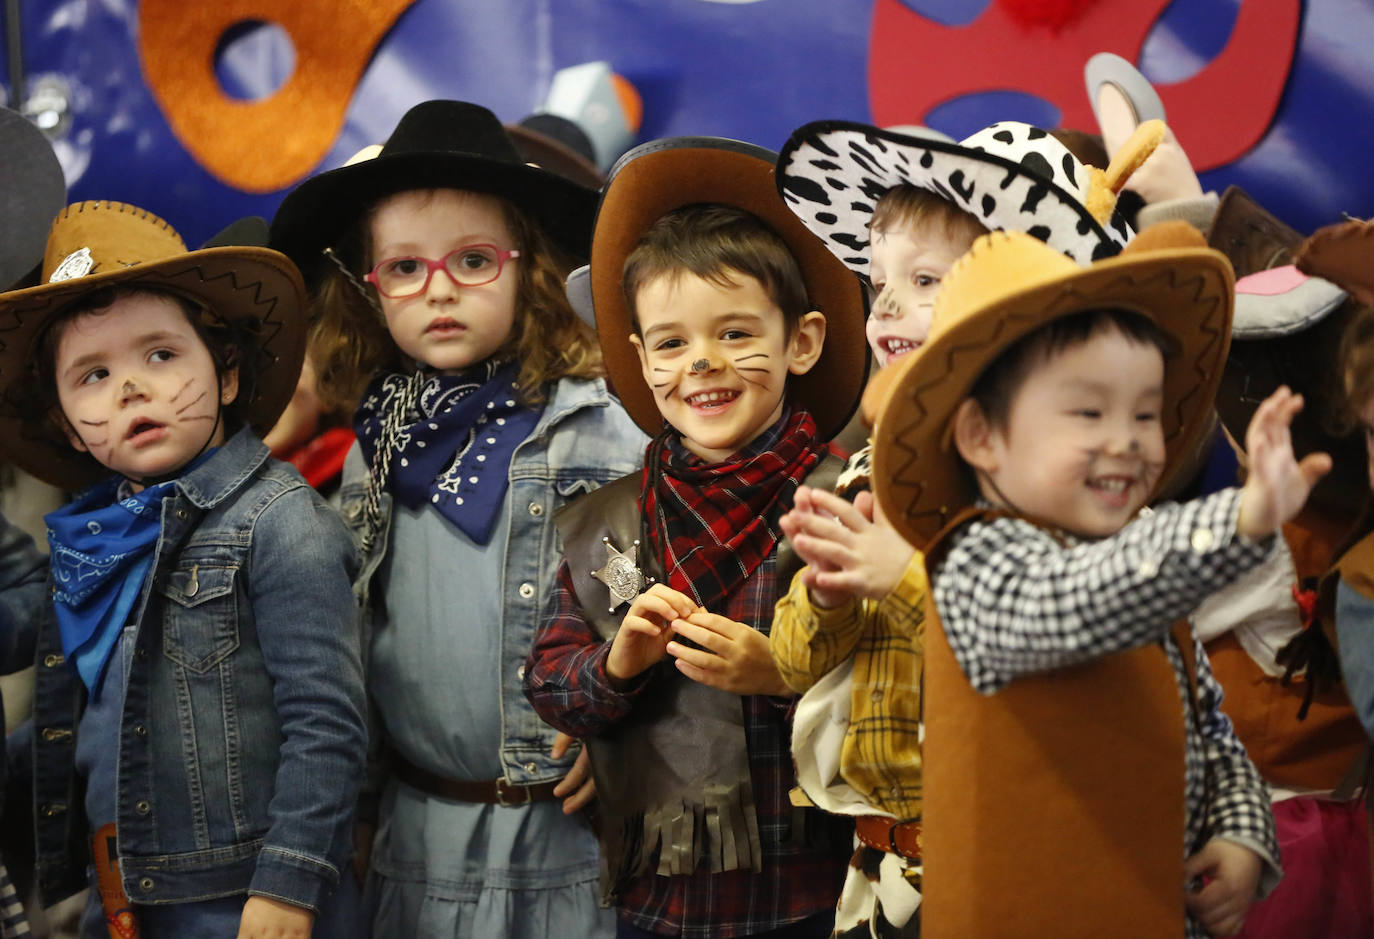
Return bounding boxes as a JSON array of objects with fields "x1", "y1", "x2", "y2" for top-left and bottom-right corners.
[
  {"x1": 589, "y1": 136, "x2": 868, "y2": 439},
  {"x1": 0, "y1": 201, "x2": 307, "y2": 490},
  {"x1": 869, "y1": 221, "x2": 1234, "y2": 549}
]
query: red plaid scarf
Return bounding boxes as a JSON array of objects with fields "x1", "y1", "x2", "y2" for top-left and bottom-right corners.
[{"x1": 642, "y1": 408, "x2": 826, "y2": 612}]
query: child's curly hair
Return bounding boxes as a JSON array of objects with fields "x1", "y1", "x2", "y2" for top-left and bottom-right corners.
[
  {"x1": 310, "y1": 191, "x2": 604, "y2": 416},
  {"x1": 20, "y1": 285, "x2": 262, "y2": 454}
]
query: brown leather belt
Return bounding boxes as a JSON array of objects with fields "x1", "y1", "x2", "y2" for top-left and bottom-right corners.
[
  {"x1": 854, "y1": 814, "x2": 922, "y2": 860},
  {"x1": 392, "y1": 752, "x2": 560, "y2": 806}
]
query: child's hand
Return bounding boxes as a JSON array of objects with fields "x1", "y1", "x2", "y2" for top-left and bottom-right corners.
[
  {"x1": 780, "y1": 485, "x2": 845, "y2": 608},
  {"x1": 667, "y1": 611, "x2": 791, "y2": 696},
  {"x1": 1184, "y1": 838, "x2": 1262, "y2": 936},
  {"x1": 1236, "y1": 387, "x2": 1331, "y2": 540},
  {"x1": 550, "y1": 731, "x2": 595, "y2": 814},
  {"x1": 236, "y1": 896, "x2": 315, "y2": 939},
  {"x1": 781, "y1": 486, "x2": 915, "y2": 607},
  {"x1": 607, "y1": 584, "x2": 697, "y2": 687}
]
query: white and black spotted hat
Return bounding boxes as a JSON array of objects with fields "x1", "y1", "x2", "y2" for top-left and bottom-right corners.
[{"x1": 777, "y1": 120, "x2": 1141, "y2": 274}]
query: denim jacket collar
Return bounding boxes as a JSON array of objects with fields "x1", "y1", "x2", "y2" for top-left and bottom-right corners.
[{"x1": 174, "y1": 428, "x2": 270, "y2": 510}]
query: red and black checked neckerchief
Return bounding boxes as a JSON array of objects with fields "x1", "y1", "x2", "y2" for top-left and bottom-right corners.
[{"x1": 641, "y1": 407, "x2": 825, "y2": 612}]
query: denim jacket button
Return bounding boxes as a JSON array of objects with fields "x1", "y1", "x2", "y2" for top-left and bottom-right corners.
[
  {"x1": 135, "y1": 724, "x2": 148, "y2": 737},
  {"x1": 519, "y1": 582, "x2": 535, "y2": 599},
  {"x1": 43, "y1": 653, "x2": 64, "y2": 668},
  {"x1": 136, "y1": 800, "x2": 151, "y2": 815},
  {"x1": 524, "y1": 761, "x2": 537, "y2": 773},
  {"x1": 528, "y1": 502, "x2": 544, "y2": 517},
  {"x1": 516, "y1": 665, "x2": 526, "y2": 681},
  {"x1": 40, "y1": 802, "x2": 67, "y2": 817},
  {"x1": 41, "y1": 727, "x2": 73, "y2": 743},
  {"x1": 139, "y1": 877, "x2": 154, "y2": 892}
]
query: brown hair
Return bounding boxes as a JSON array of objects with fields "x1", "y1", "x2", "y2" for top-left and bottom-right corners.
[
  {"x1": 969, "y1": 308, "x2": 1174, "y2": 430},
  {"x1": 310, "y1": 190, "x2": 604, "y2": 415},
  {"x1": 1340, "y1": 305, "x2": 1374, "y2": 434},
  {"x1": 869, "y1": 185, "x2": 988, "y2": 254},
  {"x1": 25, "y1": 285, "x2": 260, "y2": 448},
  {"x1": 621, "y1": 203, "x2": 810, "y2": 333}
]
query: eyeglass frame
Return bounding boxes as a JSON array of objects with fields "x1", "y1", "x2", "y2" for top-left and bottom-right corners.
[{"x1": 363, "y1": 244, "x2": 521, "y2": 299}]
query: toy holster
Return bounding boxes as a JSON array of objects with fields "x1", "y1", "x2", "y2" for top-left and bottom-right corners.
[{"x1": 91, "y1": 823, "x2": 139, "y2": 939}]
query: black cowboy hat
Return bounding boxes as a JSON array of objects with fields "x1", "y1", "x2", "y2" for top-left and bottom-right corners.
[{"x1": 269, "y1": 100, "x2": 599, "y2": 280}]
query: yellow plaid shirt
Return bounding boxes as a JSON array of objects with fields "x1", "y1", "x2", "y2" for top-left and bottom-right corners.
[{"x1": 770, "y1": 554, "x2": 927, "y2": 821}]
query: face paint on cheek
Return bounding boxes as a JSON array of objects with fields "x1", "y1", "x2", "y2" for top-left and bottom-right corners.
[
  {"x1": 173, "y1": 376, "x2": 218, "y2": 424},
  {"x1": 734, "y1": 352, "x2": 773, "y2": 386}
]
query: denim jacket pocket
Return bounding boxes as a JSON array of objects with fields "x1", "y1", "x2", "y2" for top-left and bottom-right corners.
[{"x1": 160, "y1": 563, "x2": 240, "y2": 672}]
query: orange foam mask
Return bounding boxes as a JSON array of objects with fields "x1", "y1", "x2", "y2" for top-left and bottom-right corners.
[{"x1": 138, "y1": 0, "x2": 417, "y2": 193}]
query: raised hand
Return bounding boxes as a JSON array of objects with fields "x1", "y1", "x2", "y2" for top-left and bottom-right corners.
[
  {"x1": 1236, "y1": 386, "x2": 1331, "y2": 540},
  {"x1": 780, "y1": 485, "x2": 915, "y2": 608}
]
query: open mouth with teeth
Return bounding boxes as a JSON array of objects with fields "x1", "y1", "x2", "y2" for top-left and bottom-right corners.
[
  {"x1": 1087, "y1": 474, "x2": 1137, "y2": 505},
  {"x1": 684, "y1": 389, "x2": 740, "y2": 410},
  {"x1": 880, "y1": 336, "x2": 920, "y2": 360}
]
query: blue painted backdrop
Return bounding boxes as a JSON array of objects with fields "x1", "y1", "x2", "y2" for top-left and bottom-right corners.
[{"x1": 3, "y1": 0, "x2": 1371, "y2": 248}]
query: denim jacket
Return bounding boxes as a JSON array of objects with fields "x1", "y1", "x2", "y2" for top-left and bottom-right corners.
[
  {"x1": 30, "y1": 429, "x2": 367, "y2": 913},
  {"x1": 339, "y1": 376, "x2": 645, "y2": 810},
  {"x1": 0, "y1": 514, "x2": 48, "y2": 818}
]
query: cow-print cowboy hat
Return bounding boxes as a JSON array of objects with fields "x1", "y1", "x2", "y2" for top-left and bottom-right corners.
[{"x1": 777, "y1": 119, "x2": 1165, "y2": 275}]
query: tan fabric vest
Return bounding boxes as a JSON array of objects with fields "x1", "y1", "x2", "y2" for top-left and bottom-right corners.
[{"x1": 920, "y1": 508, "x2": 1188, "y2": 938}]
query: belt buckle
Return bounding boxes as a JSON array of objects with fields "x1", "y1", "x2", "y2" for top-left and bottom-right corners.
[{"x1": 495, "y1": 777, "x2": 530, "y2": 807}]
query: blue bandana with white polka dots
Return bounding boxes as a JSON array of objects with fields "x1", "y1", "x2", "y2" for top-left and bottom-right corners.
[{"x1": 354, "y1": 360, "x2": 541, "y2": 544}]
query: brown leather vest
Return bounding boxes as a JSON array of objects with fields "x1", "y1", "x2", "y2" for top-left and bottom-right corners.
[{"x1": 920, "y1": 507, "x2": 1188, "y2": 938}]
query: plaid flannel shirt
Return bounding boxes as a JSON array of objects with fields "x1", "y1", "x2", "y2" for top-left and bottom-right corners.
[
  {"x1": 932, "y1": 488, "x2": 1282, "y2": 938},
  {"x1": 770, "y1": 553, "x2": 927, "y2": 820},
  {"x1": 526, "y1": 554, "x2": 848, "y2": 939}
]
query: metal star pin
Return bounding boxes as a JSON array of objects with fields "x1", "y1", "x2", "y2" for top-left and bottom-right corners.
[{"x1": 590, "y1": 536, "x2": 653, "y2": 612}]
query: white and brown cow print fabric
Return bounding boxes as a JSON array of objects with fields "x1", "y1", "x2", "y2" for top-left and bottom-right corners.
[{"x1": 777, "y1": 120, "x2": 1133, "y2": 275}]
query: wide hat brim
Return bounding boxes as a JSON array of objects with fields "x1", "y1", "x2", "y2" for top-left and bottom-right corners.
[
  {"x1": 870, "y1": 228, "x2": 1234, "y2": 549},
  {"x1": 0, "y1": 109, "x2": 66, "y2": 290},
  {"x1": 777, "y1": 120, "x2": 1132, "y2": 275},
  {"x1": 271, "y1": 151, "x2": 598, "y2": 281},
  {"x1": 589, "y1": 136, "x2": 868, "y2": 440},
  {"x1": 0, "y1": 246, "x2": 306, "y2": 491}
]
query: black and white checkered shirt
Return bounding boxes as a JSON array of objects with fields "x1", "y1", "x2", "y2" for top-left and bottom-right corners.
[{"x1": 932, "y1": 488, "x2": 1282, "y2": 937}]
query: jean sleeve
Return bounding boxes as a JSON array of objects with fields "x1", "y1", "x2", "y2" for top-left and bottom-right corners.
[
  {"x1": 0, "y1": 512, "x2": 48, "y2": 675},
  {"x1": 245, "y1": 487, "x2": 367, "y2": 913},
  {"x1": 1336, "y1": 579, "x2": 1374, "y2": 743}
]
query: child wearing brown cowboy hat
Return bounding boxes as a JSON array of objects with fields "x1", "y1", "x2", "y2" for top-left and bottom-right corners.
[
  {"x1": 0, "y1": 201, "x2": 366, "y2": 938},
  {"x1": 869, "y1": 222, "x2": 1321, "y2": 938},
  {"x1": 765, "y1": 116, "x2": 1165, "y2": 939},
  {"x1": 523, "y1": 137, "x2": 867, "y2": 938}
]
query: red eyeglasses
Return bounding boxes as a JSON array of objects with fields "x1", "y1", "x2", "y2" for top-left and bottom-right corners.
[{"x1": 365, "y1": 244, "x2": 521, "y2": 299}]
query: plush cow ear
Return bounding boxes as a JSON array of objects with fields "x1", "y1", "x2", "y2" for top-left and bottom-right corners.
[{"x1": 1296, "y1": 218, "x2": 1374, "y2": 308}]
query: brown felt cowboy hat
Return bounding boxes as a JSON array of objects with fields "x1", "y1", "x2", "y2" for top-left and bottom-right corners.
[
  {"x1": 588, "y1": 136, "x2": 868, "y2": 440},
  {"x1": 270, "y1": 100, "x2": 599, "y2": 283},
  {"x1": 0, "y1": 201, "x2": 306, "y2": 490},
  {"x1": 868, "y1": 221, "x2": 1234, "y2": 549}
]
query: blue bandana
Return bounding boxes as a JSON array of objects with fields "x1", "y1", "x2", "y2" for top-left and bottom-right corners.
[
  {"x1": 45, "y1": 477, "x2": 177, "y2": 692},
  {"x1": 354, "y1": 360, "x2": 541, "y2": 544}
]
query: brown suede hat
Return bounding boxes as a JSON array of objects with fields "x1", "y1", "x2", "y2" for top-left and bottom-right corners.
[
  {"x1": 869, "y1": 221, "x2": 1234, "y2": 549},
  {"x1": 0, "y1": 201, "x2": 306, "y2": 490},
  {"x1": 589, "y1": 136, "x2": 868, "y2": 439}
]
